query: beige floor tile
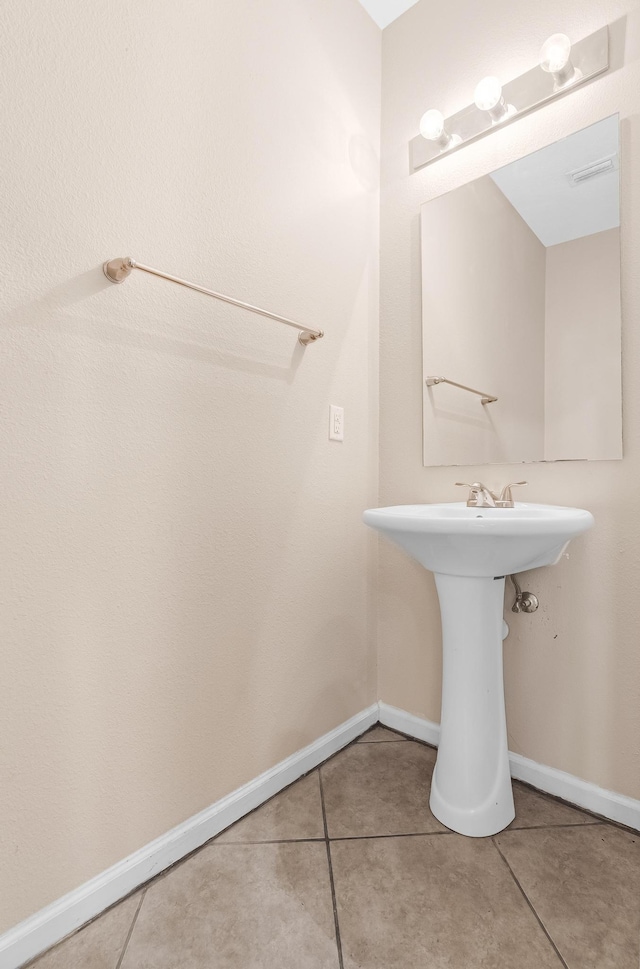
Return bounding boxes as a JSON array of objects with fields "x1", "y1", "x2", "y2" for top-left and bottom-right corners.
[
  {"x1": 356, "y1": 726, "x2": 408, "y2": 743},
  {"x1": 509, "y1": 781, "x2": 600, "y2": 829},
  {"x1": 495, "y1": 824, "x2": 640, "y2": 969},
  {"x1": 215, "y1": 771, "x2": 324, "y2": 843},
  {"x1": 321, "y1": 740, "x2": 444, "y2": 837},
  {"x1": 28, "y1": 893, "x2": 140, "y2": 969},
  {"x1": 119, "y1": 842, "x2": 339, "y2": 969},
  {"x1": 331, "y1": 835, "x2": 563, "y2": 969}
]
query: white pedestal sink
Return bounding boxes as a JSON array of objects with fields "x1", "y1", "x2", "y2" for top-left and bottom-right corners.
[{"x1": 363, "y1": 502, "x2": 594, "y2": 837}]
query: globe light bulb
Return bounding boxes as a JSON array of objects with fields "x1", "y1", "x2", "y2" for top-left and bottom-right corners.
[
  {"x1": 420, "y1": 109, "x2": 446, "y2": 142},
  {"x1": 420, "y1": 108, "x2": 455, "y2": 150},
  {"x1": 539, "y1": 33, "x2": 578, "y2": 87},
  {"x1": 540, "y1": 33, "x2": 572, "y2": 73},
  {"x1": 473, "y1": 76, "x2": 512, "y2": 123},
  {"x1": 474, "y1": 76, "x2": 503, "y2": 112}
]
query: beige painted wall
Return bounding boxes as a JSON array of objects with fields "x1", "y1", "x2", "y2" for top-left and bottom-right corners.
[
  {"x1": 379, "y1": 0, "x2": 640, "y2": 799},
  {"x1": 421, "y1": 175, "x2": 546, "y2": 465},
  {"x1": 545, "y1": 227, "x2": 622, "y2": 460},
  {"x1": 0, "y1": 0, "x2": 380, "y2": 932}
]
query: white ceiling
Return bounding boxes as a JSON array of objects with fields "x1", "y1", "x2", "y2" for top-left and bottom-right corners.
[
  {"x1": 357, "y1": 0, "x2": 420, "y2": 29},
  {"x1": 490, "y1": 115, "x2": 620, "y2": 248}
]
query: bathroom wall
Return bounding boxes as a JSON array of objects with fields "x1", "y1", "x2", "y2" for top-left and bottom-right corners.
[
  {"x1": 0, "y1": 0, "x2": 380, "y2": 932},
  {"x1": 379, "y1": 0, "x2": 640, "y2": 798},
  {"x1": 422, "y1": 176, "x2": 546, "y2": 465},
  {"x1": 545, "y1": 227, "x2": 622, "y2": 460}
]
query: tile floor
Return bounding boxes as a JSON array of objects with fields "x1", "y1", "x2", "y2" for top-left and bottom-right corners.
[{"x1": 27, "y1": 726, "x2": 640, "y2": 969}]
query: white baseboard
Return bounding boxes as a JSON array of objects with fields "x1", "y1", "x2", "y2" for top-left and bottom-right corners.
[
  {"x1": 508, "y1": 753, "x2": 640, "y2": 831},
  {"x1": 378, "y1": 701, "x2": 440, "y2": 746},
  {"x1": 0, "y1": 704, "x2": 378, "y2": 969},
  {"x1": 378, "y1": 701, "x2": 640, "y2": 833}
]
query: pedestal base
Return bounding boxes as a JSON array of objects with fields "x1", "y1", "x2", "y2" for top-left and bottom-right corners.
[{"x1": 429, "y1": 573, "x2": 514, "y2": 837}]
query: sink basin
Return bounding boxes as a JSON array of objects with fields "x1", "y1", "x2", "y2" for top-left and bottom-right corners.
[
  {"x1": 364, "y1": 500, "x2": 593, "y2": 838},
  {"x1": 362, "y1": 502, "x2": 594, "y2": 577}
]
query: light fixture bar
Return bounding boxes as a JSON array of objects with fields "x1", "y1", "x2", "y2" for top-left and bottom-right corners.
[{"x1": 410, "y1": 25, "x2": 608, "y2": 173}]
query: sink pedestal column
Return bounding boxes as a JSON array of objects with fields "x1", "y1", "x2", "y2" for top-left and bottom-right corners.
[{"x1": 429, "y1": 573, "x2": 514, "y2": 837}]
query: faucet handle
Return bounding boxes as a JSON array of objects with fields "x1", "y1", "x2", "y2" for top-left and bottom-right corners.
[
  {"x1": 498, "y1": 481, "x2": 528, "y2": 507},
  {"x1": 455, "y1": 482, "x2": 495, "y2": 507},
  {"x1": 455, "y1": 482, "x2": 477, "y2": 506}
]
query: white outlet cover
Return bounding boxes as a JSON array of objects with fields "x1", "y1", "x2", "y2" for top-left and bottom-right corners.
[{"x1": 329, "y1": 405, "x2": 344, "y2": 442}]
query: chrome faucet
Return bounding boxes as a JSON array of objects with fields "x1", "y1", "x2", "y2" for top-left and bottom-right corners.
[{"x1": 456, "y1": 481, "x2": 527, "y2": 508}]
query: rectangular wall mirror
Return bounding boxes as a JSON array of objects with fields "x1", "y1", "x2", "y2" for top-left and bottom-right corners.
[{"x1": 421, "y1": 114, "x2": 622, "y2": 467}]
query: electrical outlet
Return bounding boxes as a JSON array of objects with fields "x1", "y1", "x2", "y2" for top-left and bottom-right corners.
[{"x1": 329, "y1": 405, "x2": 344, "y2": 441}]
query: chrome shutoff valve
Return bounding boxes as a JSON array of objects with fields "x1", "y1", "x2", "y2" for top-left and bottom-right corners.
[{"x1": 510, "y1": 574, "x2": 539, "y2": 613}]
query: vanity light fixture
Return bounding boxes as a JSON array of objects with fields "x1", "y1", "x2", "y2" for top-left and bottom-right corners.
[
  {"x1": 473, "y1": 77, "x2": 515, "y2": 123},
  {"x1": 410, "y1": 24, "x2": 609, "y2": 172}
]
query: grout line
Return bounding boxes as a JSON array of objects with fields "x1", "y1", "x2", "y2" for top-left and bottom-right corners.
[
  {"x1": 394, "y1": 734, "x2": 438, "y2": 750},
  {"x1": 500, "y1": 821, "x2": 604, "y2": 833},
  {"x1": 190, "y1": 821, "x2": 606, "y2": 849},
  {"x1": 491, "y1": 838, "x2": 570, "y2": 969},
  {"x1": 328, "y1": 821, "x2": 605, "y2": 843},
  {"x1": 213, "y1": 837, "x2": 325, "y2": 846},
  {"x1": 318, "y1": 768, "x2": 345, "y2": 969},
  {"x1": 357, "y1": 736, "x2": 409, "y2": 743},
  {"x1": 330, "y1": 830, "x2": 454, "y2": 841},
  {"x1": 114, "y1": 889, "x2": 146, "y2": 969}
]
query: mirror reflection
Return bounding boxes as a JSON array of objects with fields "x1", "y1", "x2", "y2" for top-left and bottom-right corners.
[{"x1": 421, "y1": 114, "x2": 621, "y2": 467}]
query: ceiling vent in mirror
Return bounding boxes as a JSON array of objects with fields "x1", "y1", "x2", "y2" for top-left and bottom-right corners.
[{"x1": 566, "y1": 154, "x2": 618, "y2": 186}]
